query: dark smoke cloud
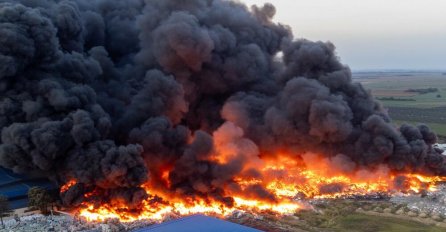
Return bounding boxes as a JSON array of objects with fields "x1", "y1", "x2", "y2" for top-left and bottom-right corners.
[{"x1": 0, "y1": 0, "x2": 445, "y2": 208}]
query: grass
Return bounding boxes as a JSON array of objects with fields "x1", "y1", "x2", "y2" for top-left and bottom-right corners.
[
  {"x1": 333, "y1": 213, "x2": 444, "y2": 232},
  {"x1": 377, "y1": 90, "x2": 446, "y2": 108},
  {"x1": 291, "y1": 200, "x2": 445, "y2": 232}
]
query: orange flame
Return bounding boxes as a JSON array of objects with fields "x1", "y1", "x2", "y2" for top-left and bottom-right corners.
[
  {"x1": 62, "y1": 151, "x2": 446, "y2": 222},
  {"x1": 60, "y1": 179, "x2": 77, "y2": 193},
  {"x1": 76, "y1": 185, "x2": 302, "y2": 222}
]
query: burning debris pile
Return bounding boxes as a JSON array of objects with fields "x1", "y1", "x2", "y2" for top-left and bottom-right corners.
[{"x1": 1, "y1": 0, "x2": 446, "y2": 222}]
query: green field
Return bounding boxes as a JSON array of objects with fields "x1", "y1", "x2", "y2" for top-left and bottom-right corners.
[
  {"x1": 356, "y1": 72, "x2": 446, "y2": 108},
  {"x1": 354, "y1": 72, "x2": 446, "y2": 140},
  {"x1": 334, "y1": 213, "x2": 444, "y2": 232},
  {"x1": 286, "y1": 200, "x2": 446, "y2": 232}
]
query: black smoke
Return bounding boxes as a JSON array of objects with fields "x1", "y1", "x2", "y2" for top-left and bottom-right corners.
[{"x1": 0, "y1": 0, "x2": 445, "y2": 208}]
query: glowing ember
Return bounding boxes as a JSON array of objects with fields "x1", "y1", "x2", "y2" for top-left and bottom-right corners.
[{"x1": 62, "y1": 152, "x2": 446, "y2": 223}]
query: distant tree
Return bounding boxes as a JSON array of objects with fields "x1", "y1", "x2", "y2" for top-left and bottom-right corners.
[
  {"x1": 28, "y1": 187, "x2": 52, "y2": 214},
  {"x1": 0, "y1": 195, "x2": 9, "y2": 228},
  {"x1": 405, "y1": 87, "x2": 438, "y2": 94}
]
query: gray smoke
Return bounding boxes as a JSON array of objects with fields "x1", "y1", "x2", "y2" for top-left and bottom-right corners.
[{"x1": 0, "y1": 0, "x2": 445, "y2": 209}]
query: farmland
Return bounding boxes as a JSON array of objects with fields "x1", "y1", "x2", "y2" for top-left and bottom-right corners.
[{"x1": 354, "y1": 71, "x2": 446, "y2": 142}]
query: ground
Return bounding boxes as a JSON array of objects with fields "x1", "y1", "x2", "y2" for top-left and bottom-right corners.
[
  {"x1": 229, "y1": 197, "x2": 446, "y2": 232},
  {"x1": 334, "y1": 213, "x2": 444, "y2": 232},
  {"x1": 3, "y1": 192, "x2": 446, "y2": 231},
  {"x1": 354, "y1": 71, "x2": 446, "y2": 143}
]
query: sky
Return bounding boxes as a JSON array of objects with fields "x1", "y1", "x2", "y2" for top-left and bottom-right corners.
[{"x1": 242, "y1": 0, "x2": 446, "y2": 71}]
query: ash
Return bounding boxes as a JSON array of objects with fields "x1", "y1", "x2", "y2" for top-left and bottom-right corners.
[{"x1": 391, "y1": 184, "x2": 446, "y2": 218}]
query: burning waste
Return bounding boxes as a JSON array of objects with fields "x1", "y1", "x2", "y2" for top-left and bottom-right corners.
[{"x1": 0, "y1": 0, "x2": 445, "y2": 223}]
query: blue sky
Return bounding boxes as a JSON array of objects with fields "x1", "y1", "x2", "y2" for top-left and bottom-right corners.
[{"x1": 243, "y1": 0, "x2": 446, "y2": 71}]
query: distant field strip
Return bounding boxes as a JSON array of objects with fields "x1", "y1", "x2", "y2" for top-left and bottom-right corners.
[
  {"x1": 388, "y1": 107, "x2": 446, "y2": 124},
  {"x1": 372, "y1": 90, "x2": 417, "y2": 97},
  {"x1": 356, "y1": 72, "x2": 446, "y2": 108}
]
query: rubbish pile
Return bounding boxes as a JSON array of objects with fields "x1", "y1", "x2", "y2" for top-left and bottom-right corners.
[
  {"x1": 391, "y1": 184, "x2": 446, "y2": 218},
  {"x1": 0, "y1": 214, "x2": 154, "y2": 232}
]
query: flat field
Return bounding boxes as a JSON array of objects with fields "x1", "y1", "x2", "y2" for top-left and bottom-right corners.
[
  {"x1": 334, "y1": 213, "x2": 444, "y2": 232},
  {"x1": 354, "y1": 71, "x2": 446, "y2": 141},
  {"x1": 355, "y1": 72, "x2": 446, "y2": 108}
]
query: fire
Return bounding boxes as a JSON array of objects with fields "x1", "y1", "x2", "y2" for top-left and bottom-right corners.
[
  {"x1": 76, "y1": 186, "x2": 302, "y2": 222},
  {"x1": 63, "y1": 152, "x2": 446, "y2": 223},
  {"x1": 60, "y1": 179, "x2": 77, "y2": 193},
  {"x1": 256, "y1": 154, "x2": 446, "y2": 199}
]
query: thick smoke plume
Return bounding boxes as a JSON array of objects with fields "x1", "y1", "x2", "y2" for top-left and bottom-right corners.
[{"x1": 0, "y1": 0, "x2": 445, "y2": 207}]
